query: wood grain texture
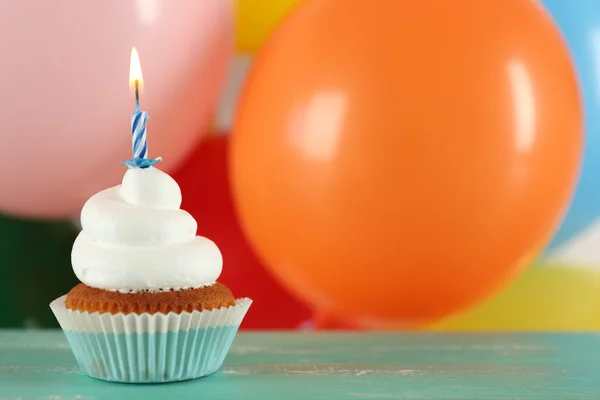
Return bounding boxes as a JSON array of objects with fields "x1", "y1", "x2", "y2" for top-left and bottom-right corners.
[{"x1": 1, "y1": 331, "x2": 599, "y2": 399}]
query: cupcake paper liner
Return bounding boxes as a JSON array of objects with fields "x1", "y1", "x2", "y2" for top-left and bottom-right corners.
[{"x1": 50, "y1": 295, "x2": 252, "y2": 383}]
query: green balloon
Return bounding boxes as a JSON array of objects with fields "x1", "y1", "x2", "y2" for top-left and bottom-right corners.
[{"x1": 0, "y1": 214, "x2": 79, "y2": 328}]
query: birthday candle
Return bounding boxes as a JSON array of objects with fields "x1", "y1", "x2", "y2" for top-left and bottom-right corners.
[
  {"x1": 131, "y1": 107, "x2": 149, "y2": 159},
  {"x1": 122, "y1": 47, "x2": 161, "y2": 169},
  {"x1": 130, "y1": 47, "x2": 148, "y2": 159}
]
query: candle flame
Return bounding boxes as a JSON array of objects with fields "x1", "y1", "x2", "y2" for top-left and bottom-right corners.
[{"x1": 129, "y1": 47, "x2": 144, "y2": 93}]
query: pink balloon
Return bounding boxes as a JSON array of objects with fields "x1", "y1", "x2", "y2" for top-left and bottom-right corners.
[{"x1": 0, "y1": 0, "x2": 232, "y2": 218}]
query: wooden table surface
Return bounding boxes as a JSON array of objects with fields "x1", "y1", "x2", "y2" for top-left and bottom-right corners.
[{"x1": 1, "y1": 331, "x2": 599, "y2": 399}]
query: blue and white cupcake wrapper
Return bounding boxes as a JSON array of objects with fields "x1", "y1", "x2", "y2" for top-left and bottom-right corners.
[{"x1": 50, "y1": 295, "x2": 252, "y2": 383}]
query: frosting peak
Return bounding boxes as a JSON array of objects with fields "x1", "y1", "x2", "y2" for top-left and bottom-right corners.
[
  {"x1": 121, "y1": 167, "x2": 182, "y2": 209},
  {"x1": 72, "y1": 166, "x2": 222, "y2": 292}
]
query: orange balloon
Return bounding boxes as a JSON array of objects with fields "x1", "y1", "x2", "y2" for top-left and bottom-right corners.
[{"x1": 230, "y1": 0, "x2": 582, "y2": 327}]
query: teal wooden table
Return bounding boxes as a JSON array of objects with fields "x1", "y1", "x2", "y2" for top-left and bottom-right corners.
[{"x1": 1, "y1": 331, "x2": 599, "y2": 399}]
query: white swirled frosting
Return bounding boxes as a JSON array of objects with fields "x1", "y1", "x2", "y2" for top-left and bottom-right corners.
[{"x1": 72, "y1": 167, "x2": 222, "y2": 292}]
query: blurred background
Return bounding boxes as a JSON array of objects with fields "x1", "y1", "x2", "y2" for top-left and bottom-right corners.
[{"x1": 0, "y1": 0, "x2": 599, "y2": 331}]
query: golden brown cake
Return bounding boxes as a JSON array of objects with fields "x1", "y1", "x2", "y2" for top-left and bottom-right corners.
[{"x1": 65, "y1": 282, "x2": 236, "y2": 315}]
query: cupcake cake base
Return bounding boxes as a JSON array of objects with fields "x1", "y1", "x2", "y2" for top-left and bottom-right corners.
[
  {"x1": 51, "y1": 295, "x2": 252, "y2": 383},
  {"x1": 65, "y1": 282, "x2": 236, "y2": 314}
]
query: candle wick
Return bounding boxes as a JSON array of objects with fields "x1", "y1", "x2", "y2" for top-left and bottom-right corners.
[{"x1": 135, "y1": 80, "x2": 140, "y2": 113}]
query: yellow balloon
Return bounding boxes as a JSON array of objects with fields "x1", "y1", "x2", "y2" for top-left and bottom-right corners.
[
  {"x1": 235, "y1": 0, "x2": 302, "y2": 53},
  {"x1": 428, "y1": 264, "x2": 600, "y2": 331}
]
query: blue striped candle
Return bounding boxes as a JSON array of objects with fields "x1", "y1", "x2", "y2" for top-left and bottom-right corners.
[
  {"x1": 131, "y1": 108, "x2": 149, "y2": 159},
  {"x1": 121, "y1": 47, "x2": 161, "y2": 169}
]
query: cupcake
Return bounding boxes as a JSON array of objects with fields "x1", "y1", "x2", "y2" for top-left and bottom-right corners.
[{"x1": 50, "y1": 164, "x2": 252, "y2": 383}]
